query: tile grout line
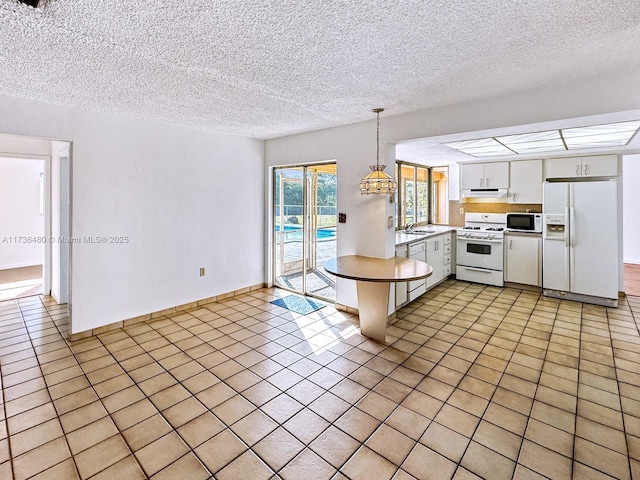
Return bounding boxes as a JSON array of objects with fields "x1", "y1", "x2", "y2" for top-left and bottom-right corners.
[
  {"x1": 449, "y1": 287, "x2": 543, "y2": 477},
  {"x1": 608, "y1": 298, "x2": 635, "y2": 480},
  {"x1": 13, "y1": 296, "x2": 82, "y2": 479},
  {"x1": 0, "y1": 299, "x2": 18, "y2": 480}
]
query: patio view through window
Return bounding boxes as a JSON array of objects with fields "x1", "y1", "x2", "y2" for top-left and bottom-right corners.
[{"x1": 273, "y1": 163, "x2": 337, "y2": 301}]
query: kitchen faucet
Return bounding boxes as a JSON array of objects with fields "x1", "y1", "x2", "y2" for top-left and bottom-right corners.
[{"x1": 404, "y1": 223, "x2": 416, "y2": 232}]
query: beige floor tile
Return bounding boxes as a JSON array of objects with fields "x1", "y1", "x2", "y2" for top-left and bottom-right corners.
[
  {"x1": 213, "y1": 394, "x2": 256, "y2": 425},
  {"x1": 12, "y1": 437, "x2": 71, "y2": 480},
  {"x1": 461, "y1": 441, "x2": 515, "y2": 480},
  {"x1": 9, "y1": 418, "x2": 63, "y2": 456},
  {"x1": 86, "y1": 455, "x2": 145, "y2": 480},
  {"x1": 309, "y1": 391, "x2": 351, "y2": 422},
  {"x1": 111, "y1": 398, "x2": 158, "y2": 430},
  {"x1": 7, "y1": 402, "x2": 57, "y2": 435},
  {"x1": 134, "y1": 431, "x2": 190, "y2": 477},
  {"x1": 286, "y1": 378, "x2": 326, "y2": 405},
  {"x1": 74, "y1": 434, "x2": 131, "y2": 478},
  {"x1": 310, "y1": 425, "x2": 361, "y2": 468},
  {"x1": 177, "y1": 412, "x2": 225, "y2": 449},
  {"x1": 342, "y1": 446, "x2": 397, "y2": 480},
  {"x1": 195, "y1": 428, "x2": 247, "y2": 473},
  {"x1": 402, "y1": 443, "x2": 456, "y2": 480},
  {"x1": 472, "y1": 420, "x2": 521, "y2": 460},
  {"x1": 253, "y1": 427, "x2": 305, "y2": 471},
  {"x1": 284, "y1": 408, "x2": 331, "y2": 444},
  {"x1": 385, "y1": 405, "x2": 431, "y2": 441},
  {"x1": 66, "y1": 415, "x2": 119, "y2": 455},
  {"x1": 279, "y1": 448, "x2": 337, "y2": 480},
  {"x1": 122, "y1": 413, "x2": 172, "y2": 451},
  {"x1": 434, "y1": 403, "x2": 480, "y2": 437},
  {"x1": 216, "y1": 449, "x2": 274, "y2": 480},
  {"x1": 574, "y1": 437, "x2": 631, "y2": 480},
  {"x1": 231, "y1": 409, "x2": 278, "y2": 446},
  {"x1": 577, "y1": 398, "x2": 624, "y2": 430},
  {"x1": 420, "y1": 422, "x2": 469, "y2": 463},
  {"x1": 518, "y1": 439, "x2": 573, "y2": 480},
  {"x1": 576, "y1": 416, "x2": 627, "y2": 454}
]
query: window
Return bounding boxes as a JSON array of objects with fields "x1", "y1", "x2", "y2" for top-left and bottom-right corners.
[{"x1": 396, "y1": 162, "x2": 448, "y2": 228}]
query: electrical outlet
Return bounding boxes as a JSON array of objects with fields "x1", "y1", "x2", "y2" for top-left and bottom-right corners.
[
  {"x1": 199, "y1": 267, "x2": 205, "y2": 277},
  {"x1": 459, "y1": 207, "x2": 464, "y2": 214},
  {"x1": 387, "y1": 216, "x2": 393, "y2": 228},
  {"x1": 338, "y1": 213, "x2": 346, "y2": 223}
]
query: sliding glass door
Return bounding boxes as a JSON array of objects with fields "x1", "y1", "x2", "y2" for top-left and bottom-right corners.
[{"x1": 273, "y1": 163, "x2": 337, "y2": 301}]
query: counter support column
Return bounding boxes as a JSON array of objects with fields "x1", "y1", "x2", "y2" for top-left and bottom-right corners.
[{"x1": 355, "y1": 281, "x2": 391, "y2": 342}]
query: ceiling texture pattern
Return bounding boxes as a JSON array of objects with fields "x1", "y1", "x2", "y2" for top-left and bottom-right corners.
[{"x1": 1, "y1": 0, "x2": 640, "y2": 139}]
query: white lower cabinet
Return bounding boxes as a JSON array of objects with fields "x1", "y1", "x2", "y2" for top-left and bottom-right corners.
[
  {"x1": 426, "y1": 233, "x2": 452, "y2": 289},
  {"x1": 395, "y1": 245, "x2": 408, "y2": 307},
  {"x1": 396, "y1": 231, "x2": 454, "y2": 308},
  {"x1": 504, "y1": 233, "x2": 541, "y2": 286}
]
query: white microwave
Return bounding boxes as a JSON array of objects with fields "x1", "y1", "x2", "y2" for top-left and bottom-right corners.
[{"x1": 506, "y1": 213, "x2": 542, "y2": 232}]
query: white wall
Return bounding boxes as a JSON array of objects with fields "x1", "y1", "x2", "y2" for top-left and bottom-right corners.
[
  {"x1": 0, "y1": 157, "x2": 45, "y2": 269},
  {"x1": 624, "y1": 155, "x2": 640, "y2": 264},
  {"x1": 266, "y1": 66, "x2": 640, "y2": 309},
  {"x1": 0, "y1": 95, "x2": 264, "y2": 334}
]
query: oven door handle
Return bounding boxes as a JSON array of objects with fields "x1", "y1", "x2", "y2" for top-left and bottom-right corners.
[{"x1": 461, "y1": 266, "x2": 494, "y2": 273}]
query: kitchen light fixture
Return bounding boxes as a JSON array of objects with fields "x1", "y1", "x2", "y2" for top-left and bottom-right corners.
[
  {"x1": 360, "y1": 108, "x2": 398, "y2": 195},
  {"x1": 444, "y1": 120, "x2": 640, "y2": 158}
]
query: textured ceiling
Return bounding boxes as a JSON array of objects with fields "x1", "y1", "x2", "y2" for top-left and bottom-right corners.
[{"x1": 1, "y1": 0, "x2": 640, "y2": 139}]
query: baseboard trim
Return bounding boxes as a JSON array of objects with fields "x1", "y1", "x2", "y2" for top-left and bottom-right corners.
[{"x1": 69, "y1": 282, "x2": 266, "y2": 342}]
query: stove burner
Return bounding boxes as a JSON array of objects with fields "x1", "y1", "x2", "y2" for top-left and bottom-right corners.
[
  {"x1": 486, "y1": 227, "x2": 504, "y2": 231},
  {"x1": 463, "y1": 226, "x2": 481, "y2": 230}
]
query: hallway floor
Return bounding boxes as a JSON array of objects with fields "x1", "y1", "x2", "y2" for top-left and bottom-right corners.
[
  {"x1": 0, "y1": 265, "x2": 42, "y2": 302},
  {"x1": 1, "y1": 281, "x2": 639, "y2": 479}
]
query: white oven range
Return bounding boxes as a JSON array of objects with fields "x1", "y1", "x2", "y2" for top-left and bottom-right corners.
[{"x1": 456, "y1": 213, "x2": 506, "y2": 287}]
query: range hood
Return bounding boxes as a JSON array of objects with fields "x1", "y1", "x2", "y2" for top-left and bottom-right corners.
[{"x1": 461, "y1": 188, "x2": 508, "y2": 199}]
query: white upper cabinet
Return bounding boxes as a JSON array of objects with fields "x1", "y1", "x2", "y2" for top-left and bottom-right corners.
[
  {"x1": 545, "y1": 155, "x2": 618, "y2": 179},
  {"x1": 460, "y1": 162, "x2": 509, "y2": 189},
  {"x1": 509, "y1": 160, "x2": 542, "y2": 204}
]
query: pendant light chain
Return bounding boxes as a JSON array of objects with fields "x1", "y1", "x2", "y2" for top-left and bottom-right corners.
[{"x1": 359, "y1": 107, "x2": 398, "y2": 195}]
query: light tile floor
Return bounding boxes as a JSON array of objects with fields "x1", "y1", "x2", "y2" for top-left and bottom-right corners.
[{"x1": 1, "y1": 280, "x2": 640, "y2": 479}]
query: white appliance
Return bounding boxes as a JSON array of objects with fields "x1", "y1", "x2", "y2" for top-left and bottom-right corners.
[
  {"x1": 542, "y1": 180, "x2": 618, "y2": 307},
  {"x1": 408, "y1": 241, "x2": 427, "y2": 301},
  {"x1": 506, "y1": 212, "x2": 542, "y2": 233},
  {"x1": 456, "y1": 213, "x2": 506, "y2": 287}
]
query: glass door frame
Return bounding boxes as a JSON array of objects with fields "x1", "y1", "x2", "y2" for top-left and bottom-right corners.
[{"x1": 272, "y1": 162, "x2": 337, "y2": 302}]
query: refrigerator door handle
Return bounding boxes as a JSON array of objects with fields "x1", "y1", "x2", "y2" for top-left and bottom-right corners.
[
  {"x1": 564, "y1": 207, "x2": 570, "y2": 247},
  {"x1": 569, "y1": 206, "x2": 576, "y2": 291}
]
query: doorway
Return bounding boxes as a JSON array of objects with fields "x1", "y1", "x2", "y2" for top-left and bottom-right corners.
[
  {"x1": 0, "y1": 157, "x2": 45, "y2": 301},
  {"x1": 273, "y1": 163, "x2": 337, "y2": 301}
]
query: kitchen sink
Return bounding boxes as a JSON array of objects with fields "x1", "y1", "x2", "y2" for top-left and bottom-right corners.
[{"x1": 405, "y1": 229, "x2": 436, "y2": 234}]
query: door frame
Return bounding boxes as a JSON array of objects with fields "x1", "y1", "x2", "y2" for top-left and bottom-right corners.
[{"x1": 269, "y1": 161, "x2": 337, "y2": 301}]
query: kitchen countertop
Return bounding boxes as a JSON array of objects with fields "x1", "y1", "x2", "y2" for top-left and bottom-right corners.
[{"x1": 395, "y1": 225, "x2": 458, "y2": 246}]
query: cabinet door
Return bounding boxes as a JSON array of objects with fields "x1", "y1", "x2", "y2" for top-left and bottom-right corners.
[
  {"x1": 545, "y1": 157, "x2": 583, "y2": 179},
  {"x1": 505, "y1": 235, "x2": 540, "y2": 286},
  {"x1": 509, "y1": 160, "x2": 542, "y2": 204},
  {"x1": 395, "y1": 246, "x2": 408, "y2": 307},
  {"x1": 426, "y1": 237, "x2": 444, "y2": 289},
  {"x1": 483, "y1": 162, "x2": 509, "y2": 188},
  {"x1": 460, "y1": 163, "x2": 485, "y2": 189},
  {"x1": 581, "y1": 155, "x2": 618, "y2": 177}
]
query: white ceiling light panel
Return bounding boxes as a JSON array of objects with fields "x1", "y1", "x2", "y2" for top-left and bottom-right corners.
[
  {"x1": 444, "y1": 121, "x2": 640, "y2": 158},
  {"x1": 562, "y1": 120, "x2": 640, "y2": 149}
]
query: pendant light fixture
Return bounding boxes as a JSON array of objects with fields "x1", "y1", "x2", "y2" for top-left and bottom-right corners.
[{"x1": 359, "y1": 108, "x2": 398, "y2": 195}]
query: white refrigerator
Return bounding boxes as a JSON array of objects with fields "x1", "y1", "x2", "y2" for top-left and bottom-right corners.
[{"x1": 542, "y1": 180, "x2": 618, "y2": 307}]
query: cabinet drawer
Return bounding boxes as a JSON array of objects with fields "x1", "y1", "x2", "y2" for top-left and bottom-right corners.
[
  {"x1": 443, "y1": 244, "x2": 451, "y2": 254},
  {"x1": 443, "y1": 255, "x2": 451, "y2": 266},
  {"x1": 443, "y1": 235, "x2": 451, "y2": 246},
  {"x1": 443, "y1": 266, "x2": 451, "y2": 276}
]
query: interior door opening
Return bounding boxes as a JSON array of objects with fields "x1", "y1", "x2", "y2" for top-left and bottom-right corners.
[{"x1": 273, "y1": 163, "x2": 337, "y2": 301}]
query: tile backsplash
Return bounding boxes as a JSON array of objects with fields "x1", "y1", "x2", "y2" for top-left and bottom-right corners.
[{"x1": 448, "y1": 201, "x2": 542, "y2": 226}]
